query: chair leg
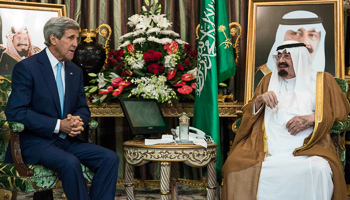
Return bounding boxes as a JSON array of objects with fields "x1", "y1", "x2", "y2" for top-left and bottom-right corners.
[
  {"x1": 33, "y1": 190, "x2": 53, "y2": 200},
  {"x1": 11, "y1": 191, "x2": 17, "y2": 200}
]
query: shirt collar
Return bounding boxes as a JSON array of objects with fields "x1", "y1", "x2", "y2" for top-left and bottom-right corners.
[{"x1": 46, "y1": 48, "x2": 64, "y2": 69}]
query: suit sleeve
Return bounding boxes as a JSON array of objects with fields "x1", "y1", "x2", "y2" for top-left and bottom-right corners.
[
  {"x1": 72, "y1": 68, "x2": 91, "y2": 128},
  {"x1": 5, "y1": 62, "x2": 57, "y2": 138}
]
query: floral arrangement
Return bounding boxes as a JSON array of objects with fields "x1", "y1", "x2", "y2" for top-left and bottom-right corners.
[{"x1": 84, "y1": 0, "x2": 198, "y2": 105}]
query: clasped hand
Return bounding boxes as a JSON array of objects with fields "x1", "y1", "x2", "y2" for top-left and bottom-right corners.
[
  {"x1": 60, "y1": 114, "x2": 84, "y2": 137},
  {"x1": 255, "y1": 91, "x2": 315, "y2": 135}
]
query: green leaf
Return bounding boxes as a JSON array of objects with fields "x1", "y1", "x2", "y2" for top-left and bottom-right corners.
[
  {"x1": 88, "y1": 73, "x2": 98, "y2": 77},
  {"x1": 89, "y1": 86, "x2": 98, "y2": 93},
  {"x1": 100, "y1": 95, "x2": 107, "y2": 103},
  {"x1": 144, "y1": 0, "x2": 149, "y2": 6},
  {"x1": 219, "y1": 82, "x2": 227, "y2": 87},
  {"x1": 133, "y1": 69, "x2": 146, "y2": 77}
]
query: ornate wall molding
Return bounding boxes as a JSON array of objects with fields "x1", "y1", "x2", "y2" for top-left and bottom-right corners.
[{"x1": 89, "y1": 102, "x2": 243, "y2": 117}]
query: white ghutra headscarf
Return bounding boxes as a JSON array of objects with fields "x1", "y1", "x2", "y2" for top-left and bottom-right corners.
[{"x1": 266, "y1": 10, "x2": 326, "y2": 73}]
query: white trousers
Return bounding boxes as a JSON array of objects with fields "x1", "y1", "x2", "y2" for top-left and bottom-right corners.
[{"x1": 257, "y1": 155, "x2": 333, "y2": 200}]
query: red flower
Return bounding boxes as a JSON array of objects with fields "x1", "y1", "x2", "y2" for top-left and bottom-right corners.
[
  {"x1": 184, "y1": 44, "x2": 191, "y2": 50},
  {"x1": 116, "y1": 56, "x2": 122, "y2": 62},
  {"x1": 112, "y1": 86, "x2": 123, "y2": 96},
  {"x1": 177, "y1": 85, "x2": 193, "y2": 94},
  {"x1": 191, "y1": 82, "x2": 196, "y2": 89},
  {"x1": 108, "y1": 57, "x2": 115, "y2": 64},
  {"x1": 176, "y1": 64, "x2": 184, "y2": 70},
  {"x1": 111, "y1": 77, "x2": 123, "y2": 88},
  {"x1": 121, "y1": 70, "x2": 133, "y2": 76},
  {"x1": 108, "y1": 50, "x2": 114, "y2": 56},
  {"x1": 127, "y1": 44, "x2": 135, "y2": 55},
  {"x1": 99, "y1": 86, "x2": 113, "y2": 95},
  {"x1": 148, "y1": 63, "x2": 164, "y2": 74},
  {"x1": 167, "y1": 69, "x2": 177, "y2": 80},
  {"x1": 173, "y1": 81, "x2": 186, "y2": 87},
  {"x1": 164, "y1": 41, "x2": 178, "y2": 54},
  {"x1": 114, "y1": 49, "x2": 124, "y2": 57},
  {"x1": 115, "y1": 64, "x2": 122, "y2": 70},
  {"x1": 143, "y1": 50, "x2": 163, "y2": 62},
  {"x1": 184, "y1": 59, "x2": 191, "y2": 66},
  {"x1": 181, "y1": 74, "x2": 193, "y2": 81},
  {"x1": 119, "y1": 80, "x2": 132, "y2": 87}
]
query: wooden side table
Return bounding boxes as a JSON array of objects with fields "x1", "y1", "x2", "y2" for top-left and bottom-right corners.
[{"x1": 123, "y1": 140, "x2": 218, "y2": 200}]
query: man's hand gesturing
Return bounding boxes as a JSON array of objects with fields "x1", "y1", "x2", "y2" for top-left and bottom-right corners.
[
  {"x1": 255, "y1": 91, "x2": 278, "y2": 111},
  {"x1": 59, "y1": 114, "x2": 85, "y2": 137}
]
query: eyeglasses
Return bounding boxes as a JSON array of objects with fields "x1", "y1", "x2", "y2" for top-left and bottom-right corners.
[{"x1": 273, "y1": 53, "x2": 291, "y2": 61}]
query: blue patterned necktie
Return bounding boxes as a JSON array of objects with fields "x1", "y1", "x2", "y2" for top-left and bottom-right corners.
[{"x1": 56, "y1": 62, "x2": 64, "y2": 117}]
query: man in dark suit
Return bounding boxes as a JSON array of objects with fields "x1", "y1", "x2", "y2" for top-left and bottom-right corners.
[{"x1": 4, "y1": 16, "x2": 119, "y2": 200}]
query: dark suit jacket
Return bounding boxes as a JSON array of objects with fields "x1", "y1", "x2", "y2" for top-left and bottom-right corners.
[{"x1": 4, "y1": 49, "x2": 91, "y2": 164}]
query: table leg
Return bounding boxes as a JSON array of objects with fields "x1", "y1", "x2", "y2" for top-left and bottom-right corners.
[
  {"x1": 170, "y1": 162, "x2": 179, "y2": 200},
  {"x1": 124, "y1": 162, "x2": 135, "y2": 200},
  {"x1": 207, "y1": 159, "x2": 217, "y2": 200},
  {"x1": 160, "y1": 162, "x2": 171, "y2": 200}
]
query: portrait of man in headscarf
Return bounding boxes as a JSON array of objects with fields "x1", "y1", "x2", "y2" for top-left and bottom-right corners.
[
  {"x1": 253, "y1": 4, "x2": 335, "y2": 90},
  {"x1": 0, "y1": 26, "x2": 41, "y2": 75},
  {"x1": 261, "y1": 10, "x2": 326, "y2": 74}
]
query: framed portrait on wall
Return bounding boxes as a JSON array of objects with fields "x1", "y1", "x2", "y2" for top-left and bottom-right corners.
[
  {"x1": 245, "y1": 0, "x2": 344, "y2": 103},
  {"x1": 0, "y1": 1, "x2": 65, "y2": 75}
]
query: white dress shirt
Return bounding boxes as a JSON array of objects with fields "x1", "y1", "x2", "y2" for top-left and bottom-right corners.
[{"x1": 46, "y1": 48, "x2": 65, "y2": 134}]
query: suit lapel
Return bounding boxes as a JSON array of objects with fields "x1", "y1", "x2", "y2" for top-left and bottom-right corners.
[
  {"x1": 64, "y1": 62, "x2": 73, "y2": 117},
  {"x1": 38, "y1": 50, "x2": 62, "y2": 117}
]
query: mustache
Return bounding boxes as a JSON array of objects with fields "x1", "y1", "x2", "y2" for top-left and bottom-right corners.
[
  {"x1": 307, "y1": 47, "x2": 313, "y2": 53},
  {"x1": 278, "y1": 62, "x2": 289, "y2": 67},
  {"x1": 16, "y1": 43, "x2": 28, "y2": 47}
]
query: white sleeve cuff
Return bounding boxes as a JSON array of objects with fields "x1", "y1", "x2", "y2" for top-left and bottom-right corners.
[
  {"x1": 253, "y1": 104, "x2": 262, "y2": 115},
  {"x1": 54, "y1": 119, "x2": 60, "y2": 133}
]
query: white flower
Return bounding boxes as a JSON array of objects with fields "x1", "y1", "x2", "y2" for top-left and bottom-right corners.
[
  {"x1": 157, "y1": 17, "x2": 171, "y2": 29},
  {"x1": 117, "y1": 40, "x2": 131, "y2": 50},
  {"x1": 133, "y1": 37, "x2": 146, "y2": 45},
  {"x1": 159, "y1": 38, "x2": 173, "y2": 45},
  {"x1": 97, "y1": 73, "x2": 107, "y2": 89},
  {"x1": 164, "y1": 54, "x2": 178, "y2": 70},
  {"x1": 175, "y1": 39, "x2": 187, "y2": 45},
  {"x1": 109, "y1": 72, "x2": 119, "y2": 80},
  {"x1": 127, "y1": 52, "x2": 145, "y2": 69},
  {"x1": 148, "y1": 36, "x2": 161, "y2": 43},
  {"x1": 160, "y1": 30, "x2": 180, "y2": 37},
  {"x1": 129, "y1": 75, "x2": 177, "y2": 103},
  {"x1": 133, "y1": 30, "x2": 145, "y2": 37},
  {"x1": 187, "y1": 68, "x2": 198, "y2": 79},
  {"x1": 119, "y1": 32, "x2": 134, "y2": 41},
  {"x1": 127, "y1": 14, "x2": 140, "y2": 27},
  {"x1": 136, "y1": 16, "x2": 152, "y2": 30},
  {"x1": 146, "y1": 27, "x2": 161, "y2": 35},
  {"x1": 152, "y1": 14, "x2": 166, "y2": 24}
]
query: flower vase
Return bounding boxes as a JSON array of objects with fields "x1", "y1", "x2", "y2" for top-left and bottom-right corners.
[{"x1": 72, "y1": 24, "x2": 111, "y2": 86}]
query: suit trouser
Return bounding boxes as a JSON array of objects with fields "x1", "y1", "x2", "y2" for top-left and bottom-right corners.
[{"x1": 39, "y1": 136, "x2": 119, "y2": 200}]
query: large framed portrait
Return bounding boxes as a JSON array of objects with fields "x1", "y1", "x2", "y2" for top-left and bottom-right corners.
[
  {"x1": 0, "y1": 1, "x2": 65, "y2": 75},
  {"x1": 245, "y1": 0, "x2": 344, "y2": 103}
]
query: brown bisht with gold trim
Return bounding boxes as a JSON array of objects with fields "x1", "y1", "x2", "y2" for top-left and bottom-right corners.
[{"x1": 222, "y1": 72, "x2": 350, "y2": 200}]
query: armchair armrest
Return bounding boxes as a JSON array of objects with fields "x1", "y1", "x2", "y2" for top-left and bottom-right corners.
[
  {"x1": 87, "y1": 119, "x2": 98, "y2": 143},
  {"x1": 5, "y1": 121, "x2": 34, "y2": 177}
]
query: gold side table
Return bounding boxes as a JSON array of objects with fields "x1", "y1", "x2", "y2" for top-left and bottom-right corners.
[{"x1": 123, "y1": 140, "x2": 218, "y2": 200}]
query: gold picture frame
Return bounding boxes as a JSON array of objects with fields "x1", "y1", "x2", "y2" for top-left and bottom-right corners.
[
  {"x1": 245, "y1": 0, "x2": 344, "y2": 104},
  {"x1": 0, "y1": 1, "x2": 65, "y2": 75}
]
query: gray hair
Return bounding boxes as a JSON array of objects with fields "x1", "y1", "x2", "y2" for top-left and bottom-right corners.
[{"x1": 43, "y1": 16, "x2": 79, "y2": 46}]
